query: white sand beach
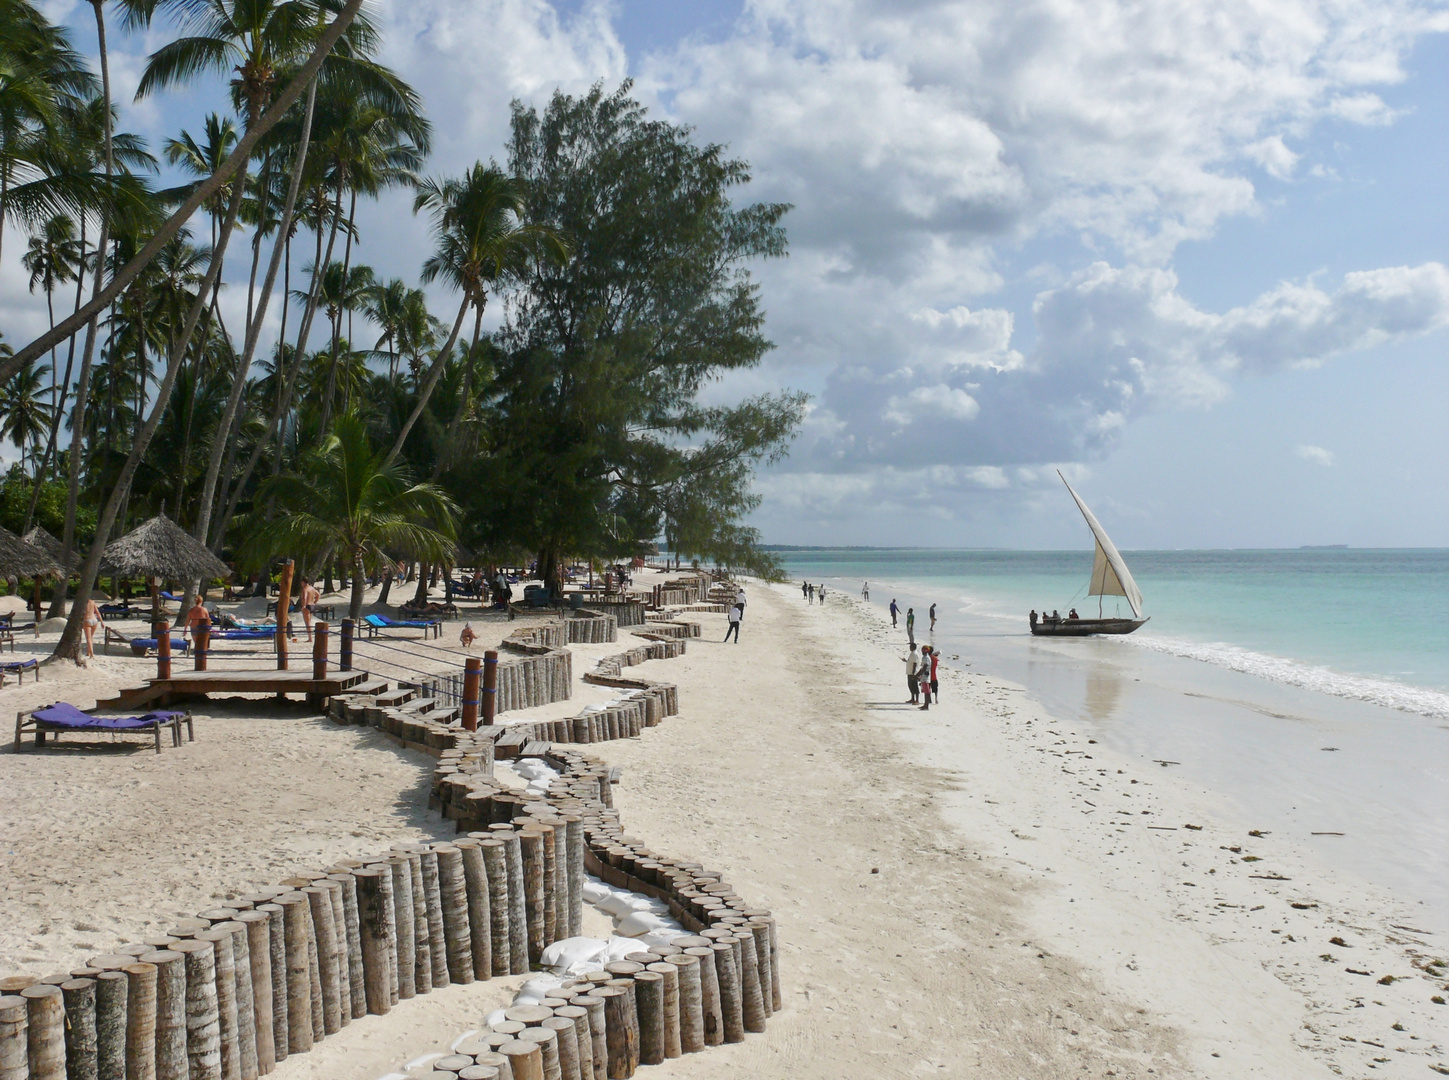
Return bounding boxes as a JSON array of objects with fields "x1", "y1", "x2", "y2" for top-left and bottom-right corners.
[{"x1": 2, "y1": 570, "x2": 1446, "y2": 1079}]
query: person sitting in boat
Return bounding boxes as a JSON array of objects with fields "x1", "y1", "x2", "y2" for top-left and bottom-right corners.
[
  {"x1": 1068, "y1": 608, "x2": 1079, "y2": 620},
  {"x1": 1029, "y1": 609, "x2": 1038, "y2": 628},
  {"x1": 1052, "y1": 609, "x2": 1060, "y2": 621}
]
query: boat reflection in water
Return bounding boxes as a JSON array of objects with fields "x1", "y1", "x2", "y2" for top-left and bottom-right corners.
[{"x1": 1031, "y1": 472, "x2": 1148, "y2": 637}]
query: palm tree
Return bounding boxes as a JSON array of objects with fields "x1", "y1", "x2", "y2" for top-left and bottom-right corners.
[
  {"x1": 246, "y1": 411, "x2": 457, "y2": 623},
  {"x1": 160, "y1": 113, "x2": 239, "y2": 254},
  {"x1": 0, "y1": 360, "x2": 54, "y2": 475},
  {"x1": 21, "y1": 213, "x2": 82, "y2": 412},
  {"x1": 362, "y1": 276, "x2": 408, "y2": 381},
  {"x1": 393, "y1": 163, "x2": 569, "y2": 467}
]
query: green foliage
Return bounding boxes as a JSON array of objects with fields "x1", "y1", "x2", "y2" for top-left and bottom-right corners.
[
  {"x1": 0, "y1": 464, "x2": 94, "y2": 542},
  {"x1": 468, "y1": 82, "x2": 805, "y2": 585}
]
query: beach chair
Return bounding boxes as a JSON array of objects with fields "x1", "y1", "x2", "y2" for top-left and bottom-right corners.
[
  {"x1": 0, "y1": 658, "x2": 39, "y2": 687},
  {"x1": 361, "y1": 613, "x2": 442, "y2": 639},
  {"x1": 15, "y1": 701, "x2": 193, "y2": 753},
  {"x1": 127, "y1": 636, "x2": 191, "y2": 658}
]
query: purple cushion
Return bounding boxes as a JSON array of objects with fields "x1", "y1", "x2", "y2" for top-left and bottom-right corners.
[{"x1": 32, "y1": 702, "x2": 183, "y2": 730}]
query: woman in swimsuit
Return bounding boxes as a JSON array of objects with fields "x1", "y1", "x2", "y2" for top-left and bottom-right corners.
[{"x1": 82, "y1": 597, "x2": 104, "y2": 659}]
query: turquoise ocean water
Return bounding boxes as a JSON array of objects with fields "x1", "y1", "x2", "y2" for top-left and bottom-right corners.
[{"x1": 779, "y1": 548, "x2": 1449, "y2": 718}]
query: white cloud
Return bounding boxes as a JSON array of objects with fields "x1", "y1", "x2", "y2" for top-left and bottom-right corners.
[
  {"x1": 1245, "y1": 135, "x2": 1301, "y2": 180},
  {"x1": 1295, "y1": 444, "x2": 1336, "y2": 466},
  {"x1": 884, "y1": 384, "x2": 981, "y2": 427}
]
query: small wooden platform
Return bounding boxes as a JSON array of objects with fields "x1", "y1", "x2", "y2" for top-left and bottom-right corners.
[{"x1": 101, "y1": 669, "x2": 374, "y2": 710}]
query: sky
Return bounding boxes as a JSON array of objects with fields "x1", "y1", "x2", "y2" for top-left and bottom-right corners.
[{"x1": 6, "y1": 0, "x2": 1449, "y2": 550}]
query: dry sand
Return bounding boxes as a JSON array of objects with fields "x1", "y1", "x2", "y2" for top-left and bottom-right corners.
[{"x1": 2, "y1": 572, "x2": 1446, "y2": 1079}]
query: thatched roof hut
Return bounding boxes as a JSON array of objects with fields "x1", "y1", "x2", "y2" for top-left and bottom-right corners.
[
  {"x1": 22, "y1": 526, "x2": 65, "y2": 564},
  {"x1": 101, "y1": 514, "x2": 231, "y2": 583},
  {"x1": 0, "y1": 525, "x2": 63, "y2": 579}
]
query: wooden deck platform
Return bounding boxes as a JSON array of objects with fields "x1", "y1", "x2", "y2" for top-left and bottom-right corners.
[{"x1": 101, "y1": 669, "x2": 373, "y2": 710}]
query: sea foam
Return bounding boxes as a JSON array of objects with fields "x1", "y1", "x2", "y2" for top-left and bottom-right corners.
[{"x1": 1123, "y1": 634, "x2": 1449, "y2": 721}]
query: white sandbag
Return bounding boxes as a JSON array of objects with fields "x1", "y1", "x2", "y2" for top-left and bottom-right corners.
[
  {"x1": 581, "y1": 880, "x2": 611, "y2": 904},
  {"x1": 615, "y1": 910, "x2": 671, "y2": 937},
  {"x1": 519, "y1": 974, "x2": 564, "y2": 1000},
  {"x1": 605, "y1": 937, "x2": 655, "y2": 962},
  {"x1": 540, "y1": 937, "x2": 609, "y2": 975},
  {"x1": 636, "y1": 929, "x2": 688, "y2": 948},
  {"x1": 623, "y1": 895, "x2": 669, "y2": 914},
  {"x1": 484, "y1": 1009, "x2": 507, "y2": 1029},
  {"x1": 594, "y1": 892, "x2": 636, "y2": 918}
]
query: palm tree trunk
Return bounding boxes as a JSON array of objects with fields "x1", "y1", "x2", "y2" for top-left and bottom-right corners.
[
  {"x1": 348, "y1": 553, "x2": 367, "y2": 624},
  {"x1": 382, "y1": 295, "x2": 471, "y2": 469},
  {"x1": 53, "y1": 0, "x2": 115, "y2": 623},
  {"x1": 192, "y1": 75, "x2": 318, "y2": 561},
  {"x1": 51, "y1": 177, "x2": 248, "y2": 662}
]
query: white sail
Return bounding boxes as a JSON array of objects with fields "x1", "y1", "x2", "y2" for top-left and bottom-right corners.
[{"x1": 1058, "y1": 471, "x2": 1143, "y2": 618}]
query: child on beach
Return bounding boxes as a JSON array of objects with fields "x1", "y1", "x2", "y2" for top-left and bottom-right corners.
[{"x1": 460, "y1": 622, "x2": 477, "y2": 649}]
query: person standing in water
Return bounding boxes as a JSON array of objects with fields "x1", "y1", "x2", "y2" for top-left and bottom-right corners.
[{"x1": 929, "y1": 602, "x2": 937, "y2": 632}]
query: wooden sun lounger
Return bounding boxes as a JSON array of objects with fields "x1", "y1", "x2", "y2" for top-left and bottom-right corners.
[{"x1": 0, "y1": 658, "x2": 40, "y2": 688}]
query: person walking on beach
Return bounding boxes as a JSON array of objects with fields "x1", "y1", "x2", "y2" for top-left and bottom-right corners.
[
  {"x1": 819, "y1": 584, "x2": 827, "y2": 603},
  {"x1": 904, "y1": 642, "x2": 920, "y2": 704},
  {"x1": 890, "y1": 599, "x2": 899, "y2": 627},
  {"x1": 802, "y1": 581, "x2": 809, "y2": 601},
  {"x1": 724, "y1": 603, "x2": 741, "y2": 642},
  {"x1": 862, "y1": 581, "x2": 869, "y2": 600},
  {"x1": 929, "y1": 603, "x2": 937, "y2": 632},
  {"x1": 906, "y1": 607, "x2": 915, "y2": 643},
  {"x1": 736, "y1": 586, "x2": 746, "y2": 616},
  {"x1": 82, "y1": 596, "x2": 104, "y2": 659}
]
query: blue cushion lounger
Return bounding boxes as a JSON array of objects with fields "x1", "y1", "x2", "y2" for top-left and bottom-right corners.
[
  {"x1": 362, "y1": 613, "x2": 441, "y2": 638},
  {"x1": 16, "y1": 701, "x2": 193, "y2": 753},
  {"x1": 129, "y1": 637, "x2": 191, "y2": 657},
  {"x1": 208, "y1": 627, "x2": 278, "y2": 640},
  {"x1": 0, "y1": 657, "x2": 39, "y2": 687}
]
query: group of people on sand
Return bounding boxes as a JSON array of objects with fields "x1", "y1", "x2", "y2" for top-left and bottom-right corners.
[
  {"x1": 800, "y1": 581, "x2": 828, "y2": 604},
  {"x1": 888, "y1": 599, "x2": 936, "y2": 642},
  {"x1": 904, "y1": 641, "x2": 939, "y2": 709}
]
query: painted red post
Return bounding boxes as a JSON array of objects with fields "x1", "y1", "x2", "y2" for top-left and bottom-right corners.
[
  {"x1": 157, "y1": 620, "x2": 172, "y2": 680},
  {"x1": 312, "y1": 621, "x2": 328, "y2": 681},
  {"x1": 482, "y1": 650, "x2": 498, "y2": 726},
  {"x1": 194, "y1": 625, "x2": 209, "y2": 671},
  {"x1": 462, "y1": 656, "x2": 482, "y2": 731},
  {"x1": 340, "y1": 619, "x2": 354, "y2": 671}
]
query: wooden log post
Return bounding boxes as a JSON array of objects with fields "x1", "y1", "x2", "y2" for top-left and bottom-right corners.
[
  {"x1": 311, "y1": 621, "x2": 328, "y2": 681},
  {"x1": 122, "y1": 961, "x2": 158, "y2": 1080},
  {"x1": 61, "y1": 978, "x2": 98, "y2": 1080},
  {"x1": 339, "y1": 619, "x2": 354, "y2": 672},
  {"x1": 434, "y1": 846, "x2": 473, "y2": 984},
  {"x1": 563, "y1": 816, "x2": 584, "y2": 938},
  {"x1": 663, "y1": 954, "x2": 703, "y2": 1053},
  {"x1": 500, "y1": 831, "x2": 528, "y2": 976},
  {"x1": 595, "y1": 985, "x2": 637, "y2": 1080},
  {"x1": 552, "y1": 1006, "x2": 593, "y2": 1080},
  {"x1": 275, "y1": 560, "x2": 294, "y2": 671},
  {"x1": 462, "y1": 656, "x2": 481, "y2": 731},
  {"x1": 302, "y1": 889, "x2": 341, "y2": 1036},
  {"x1": 256, "y1": 904, "x2": 286, "y2": 1065},
  {"x1": 644, "y1": 963, "x2": 680, "y2": 1058},
  {"x1": 321, "y1": 881, "x2": 350, "y2": 1024},
  {"x1": 632, "y1": 971, "x2": 664, "y2": 1067},
  {"x1": 352, "y1": 870, "x2": 391, "y2": 1016},
  {"x1": 386, "y1": 859, "x2": 416, "y2": 999},
  {"x1": 93, "y1": 971, "x2": 127, "y2": 1080},
  {"x1": 156, "y1": 622, "x2": 172, "y2": 681},
  {"x1": 482, "y1": 650, "x2": 498, "y2": 725},
  {"x1": 541, "y1": 1016, "x2": 581, "y2": 1080},
  {"x1": 737, "y1": 932, "x2": 765, "y2": 1034},
  {"x1": 454, "y1": 839, "x2": 492, "y2": 981},
  {"x1": 21, "y1": 984, "x2": 65, "y2": 1080},
  {"x1": 192, "y1": 933, "x2": 235, "y2": 1080},
  {"x1": 479, "y1": 839, "x2": 511, "y2": 976},
  {"x1": 216, "y1": 922, "x2": 258, "y2": 1079},
  {"x1": 325, "y1": 875, "x2": 364, "y2": 1021},
  {"x1": 0, "y1": 994, "x2": 28, "y2": 1080},
  {"x1": 710, "y1": 943, "x2": 743, "y2": 1044},
  {"x1": 516, "y1": 1027, "x2": 561, "y2": 1080},
  {"x1": 682, "y1": 947, "x2": 721, "y2": 1047},
  {"x1": 365, "y1": 863, "x2": 398, "y2": 1006},
  {"x1": 498, "y1": 1040, "x2": 544, "y2": 1080},
  {"x1": 574, "y1": 996, "x2": 606, "y2": 1080},
  {"x1": 141, "y1": 950, "x2": 186, "y2": 1080},
  {"x1": 172, "y1": 939, "x2": 221, "y2": 1080},
  {"x1": 747, "y1": 920, "x2": 773, "y2": 1019},
  {"x1": 418, "y1": 849, "x2": 450, "y2": 988},
  {"x1": 518, "y1": 830, "x2": 546, "y2": 964},
  {"x1": 272, "y1": 894, "x2": 312, "y2": 1055},
  {"x1": 404, "y1": 853, "x2": 432, "y2": 994},
  {"x1": 234, "y1": 914, "x2": 272, "y2": 1074},
  {"x1": 194, "y1": 625, "x2": 209, "y2": 672}
]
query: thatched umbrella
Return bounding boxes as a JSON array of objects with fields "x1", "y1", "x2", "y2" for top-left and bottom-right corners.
[
  {"x1": 0, "y1": 525, "x2": 63, "y2": 579},
  {"x1": 102, "y1": 514, "x2": 231, "y2": 623},
  {"x1": 22, "y1": 526, "x2": 66, "y2": 564}
]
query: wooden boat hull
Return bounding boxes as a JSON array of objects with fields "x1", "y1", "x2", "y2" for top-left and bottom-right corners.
[{"x1": 1031, "y1": 617, "x2": 1148, "y2": 637}]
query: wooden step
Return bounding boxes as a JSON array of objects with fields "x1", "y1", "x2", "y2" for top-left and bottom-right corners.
[
  {"x1": 521, "y1": 740, "x2": 552, "y2": 758},
  {"x1": 375, "y1": 688, "x2": 414, "y2": 707},
  {"x1": 401, "y1": 697, "x2": 438, "y2": 714},
  {"x1": 346, "y1": 678, "x2": 390, "y2": 696}
]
